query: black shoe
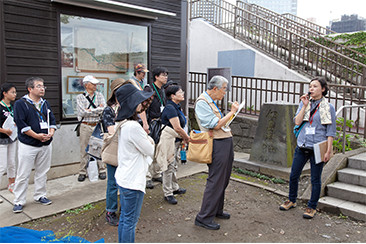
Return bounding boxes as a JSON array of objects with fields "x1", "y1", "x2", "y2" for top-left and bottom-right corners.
[
  {"x1": 78, "y1": 174, "x2": 86, "y2": 182},
  {"x1": 146, "y1": 180, "x2": 154, "y2": 189},
  {"x1": 152, "y1": 177, "x2": 162, "y2": 183},
  {"x1": 173, "y1": 188, "x2": 186, "y2": 195},
  {"x1": 216, "y1": 211, "x2": 230, "y2": 219},
  {"x1": 99, "y1": 172, "x2": 106, "y2": 180},
  {"x1": 164, "y1": 195, "x2": 177, "y2": 205},
  {"x1": 106, "y1": 211, "x2": 119, "y2": 226},
  {"x1": 194, "y1": 217, "x2": 220, "y2": 230}
]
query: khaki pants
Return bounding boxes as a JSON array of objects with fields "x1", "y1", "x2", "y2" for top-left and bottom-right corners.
[
  {"x1": 162, "y1": 142, "x2": 180, "y2": 197},
  {"x1": 79, "y1": 123, "x2": 106, "y2": 175},
  {"x1": 146, "y1": 144, "x2": 162, "y2": 180}
]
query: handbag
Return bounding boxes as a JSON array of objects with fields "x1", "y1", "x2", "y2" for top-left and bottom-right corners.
[
  {"x1": 85, "y1": 123, "x2": 104, "y2": 160},
  {"x1": 101, "y1": 121, "x2": 126, "y2": 167},
  {"x1": 187, "y1": 130, "x2": 213, "y2": 164}
]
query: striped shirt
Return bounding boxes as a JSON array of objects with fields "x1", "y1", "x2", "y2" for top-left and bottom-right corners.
[{"x1": 76, "y1": 92, "x2": 106, "y2": 123}]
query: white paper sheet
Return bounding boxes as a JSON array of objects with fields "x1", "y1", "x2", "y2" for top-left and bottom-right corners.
[{"x1": 2, "y1": 116, "x2": 17, "y2": 141}]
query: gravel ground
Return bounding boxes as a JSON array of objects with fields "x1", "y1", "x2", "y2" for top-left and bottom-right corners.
[{"x1": 20, "y1": 172, "x2": 365, "y2": 243}]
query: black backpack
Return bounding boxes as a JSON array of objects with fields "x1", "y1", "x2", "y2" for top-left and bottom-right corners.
[{"x1": 149, "y1": 119, "x2": 166, "y2": 145}]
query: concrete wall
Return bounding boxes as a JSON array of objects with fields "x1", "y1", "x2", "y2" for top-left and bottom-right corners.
[
  {"x1": 0, "y1": 124, "x2": 80, "y2": 189},
  {"x1": 189, "y1": 19, "x2": 308, "y2": 82}
]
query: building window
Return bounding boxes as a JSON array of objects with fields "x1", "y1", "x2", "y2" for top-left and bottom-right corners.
[{"x1": 60, "y1": 14, "x2": 148, "y2": 119}]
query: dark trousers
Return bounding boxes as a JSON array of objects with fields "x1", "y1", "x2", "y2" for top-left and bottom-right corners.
[
  {"x1": 196, "y1": 137, "x2": 234, "y2": 223},
  {"x1": 289, "y1": 146, "x2": 324, "y2": 209}
]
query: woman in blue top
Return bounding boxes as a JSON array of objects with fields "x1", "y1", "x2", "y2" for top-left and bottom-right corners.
[
  {"x1": 101, "y1": 78, "x2": 125, "y2": 226},
  {"x1": 280, "y1": 77, "x2": 336, "y2": 219},
  {"x1": 156, "y1": 85, "x2": 190, "y2": 205},
  {"x1": 0, "y1": 83, "x2": 17, "y2": 198}
]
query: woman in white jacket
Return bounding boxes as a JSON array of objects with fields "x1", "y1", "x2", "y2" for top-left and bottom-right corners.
[{"x1": 114, "y1": 83, "x2": 154, "y2": 243}]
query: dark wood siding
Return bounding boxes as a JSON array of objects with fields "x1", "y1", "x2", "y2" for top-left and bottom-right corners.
[
  {"x1": 1, "y1": 0, "x2": 187, "y2": 122},
  {"x1": 2, "y1": 0, "x2": 60, "y2": 119}
]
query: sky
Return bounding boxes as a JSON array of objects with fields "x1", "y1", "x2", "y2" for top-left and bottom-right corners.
[
  {"x1": 226, "y1": 0, "x2": 366, "y2": 28},
  {"x1": 297, "y1": 0, "x2": 366, "y2": 27}
]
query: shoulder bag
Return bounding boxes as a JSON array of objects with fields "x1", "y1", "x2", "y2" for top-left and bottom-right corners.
[
  {"x1": 101, "y1": 120, "x2": 126, "y2": 167},
  {"x1": 187, "y1": 130, "x2": 213, "y2": 164}
]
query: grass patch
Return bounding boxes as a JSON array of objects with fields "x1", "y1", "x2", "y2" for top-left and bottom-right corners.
[
  {"x1": 232, "y1": 167, "x2": 286, "y2": 184},
  {"x1": 65, "y1": 203, "x2": 95, "y2": 214}
]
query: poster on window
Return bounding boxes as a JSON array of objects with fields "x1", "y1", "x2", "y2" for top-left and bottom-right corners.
[{"x1": 75, "y1": 27, "x2": 128, "y2": 73}]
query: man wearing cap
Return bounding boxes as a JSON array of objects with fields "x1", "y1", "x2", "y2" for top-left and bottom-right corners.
[
  {"x1": 132, "y1": 63, "x2": 148, "y2": 89},
  {"x1": 131, "y1": 63, "x2": 150, "y2": 134},
  {"x1": 76, "y1": 75, "x2": 106, "y2": 182}
]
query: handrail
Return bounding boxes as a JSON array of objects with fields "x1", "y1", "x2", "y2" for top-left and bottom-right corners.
[
  {"x1": 235, "y1": 1, "x2": 366, "y2": 64},
  {"x1": 335, "y1": 104, "x2": 366, "y2": 154},
  {"x1": 281, "y1": 12, "x2": 336, "y2": 35},
  {"x1": 190, "y1": 0, "x2": 366, "y2": 86}
]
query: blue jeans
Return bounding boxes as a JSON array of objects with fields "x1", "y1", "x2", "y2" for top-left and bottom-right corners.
[
  {"x1": 106, "y1": 164, "x2": 118, "y2": 212},
  {"x1": 118, "y1": 186, "x2": 144, "y2": 243},
  {"x1": 289, "y1": 146, "x2": 324, "y2": 209}
]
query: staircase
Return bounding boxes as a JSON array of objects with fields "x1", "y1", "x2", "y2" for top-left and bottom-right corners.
[
  {"x1": 318, "y1": 152, "x2": 366, "y2": 221},
  {"x1": 190, "y1": 0, "x2": 366, "y2": 87}
]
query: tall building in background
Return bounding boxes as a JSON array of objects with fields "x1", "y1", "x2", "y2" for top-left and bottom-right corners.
[
  {"x1": 330, "y1": 15, "x2": 366, "y2": 33},
  {"x1": 246, "y1": 0, "x2": 297, "y2": 15}
]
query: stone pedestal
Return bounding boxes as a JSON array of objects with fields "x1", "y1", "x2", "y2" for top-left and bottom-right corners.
[{"x1": 249, "y1": 102, "x2": 298, "y2": 168}]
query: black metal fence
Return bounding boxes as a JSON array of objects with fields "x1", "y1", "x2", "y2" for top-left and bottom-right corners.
[{"x1": 188, "y1": 72, "x2": 366, "y2": 137}]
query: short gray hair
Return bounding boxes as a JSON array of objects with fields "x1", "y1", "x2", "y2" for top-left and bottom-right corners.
[
  {"x1": 25, "y1": 77, "x2": 44, "y2": 90},
  {"x1": 207, "y1": 75, "x2": 228, "y2": 90}
]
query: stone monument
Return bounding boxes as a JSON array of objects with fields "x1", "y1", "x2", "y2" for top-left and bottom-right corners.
[{"x1": 249, "y1": 102, "x2": 298, "y2": 167}]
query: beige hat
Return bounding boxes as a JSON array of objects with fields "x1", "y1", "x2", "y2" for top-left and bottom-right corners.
[{"x1": 108, "y1": 78, "x2": 125, "y2": 101}]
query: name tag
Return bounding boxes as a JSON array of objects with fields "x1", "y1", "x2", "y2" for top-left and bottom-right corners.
[
  {"x1": 40, "y1": 122, "x2": 48, "y2": 130},
  {"x1": 160, "y1": 105, "x2": 165, "y2": 113},
  {"x1": 305, "y1": 127, "x2": 315, "y2": 135}
]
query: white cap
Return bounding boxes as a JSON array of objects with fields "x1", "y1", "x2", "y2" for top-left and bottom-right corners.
[{"x1": 83, "y1": 75, "x2": 100, "y2": 84}]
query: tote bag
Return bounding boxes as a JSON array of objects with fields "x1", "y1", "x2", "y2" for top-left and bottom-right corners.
[
  {"x1": 187, "y1": 130, "x2": 213, "y2": 164},
  {"x1": 101, "y1": 121, "x2": 125, "y2": 167}
]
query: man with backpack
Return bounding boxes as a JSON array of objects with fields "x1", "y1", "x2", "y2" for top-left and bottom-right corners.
[
  {"x1": 76, "y1": 75, "x2": 106, "y2": 182},
  {"x1": 143, "y1": 67, "x2": 169, "y2": 189}
]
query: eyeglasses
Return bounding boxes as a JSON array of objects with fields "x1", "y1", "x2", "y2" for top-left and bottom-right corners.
[
  {"x1": 34, "y1": 85, "x2": 47, "y2": 90},
  {"x1": 160, "y1": 73, "x2": 168, "y2": 77}
]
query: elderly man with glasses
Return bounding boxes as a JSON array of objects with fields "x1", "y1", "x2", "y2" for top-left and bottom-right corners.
[
  {"x1": 76, "y1": 75, "x2": 106, "y2": 182},
  {"x1": 194, "y1": 75, "x2": 239, "y2": 230}
]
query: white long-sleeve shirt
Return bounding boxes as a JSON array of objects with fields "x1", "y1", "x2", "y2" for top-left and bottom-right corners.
[{"x1": 115, "y1": 120, "x2": 154, "y2": 193}]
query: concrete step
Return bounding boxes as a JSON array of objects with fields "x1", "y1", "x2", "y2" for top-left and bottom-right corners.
[
  {"x1": 337, "y1": 168, "x2": 366, "y2": 187},
  {"x1": 318, "y1": 196, "x2": 366, "y2": 221},
  {"x1": 327, "y1": 182, "x2": 366, "y2": 204},
  {"x1": 348, "y1": 153, "x2": 366, "y2": 170}
]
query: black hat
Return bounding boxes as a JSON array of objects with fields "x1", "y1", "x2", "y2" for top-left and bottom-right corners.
[{"x1": 115, "y1": 83, "x2": 154, "y2": 121}]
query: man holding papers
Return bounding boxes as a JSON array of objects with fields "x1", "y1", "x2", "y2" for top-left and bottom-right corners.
[
  {"x1": 194, "y1": 75, "x2": 239, "y2": 230},
  {"x1": 279, "y1": 77, "x2": 336, "y2": 219},
  {"x1": 12, "y1": 77, "x2": 57, "y2": 213}
]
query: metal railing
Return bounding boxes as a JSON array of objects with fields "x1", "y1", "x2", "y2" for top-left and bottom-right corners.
[
  {"x1": 281, "y1": 12, "x2": 336, "y2": 35},
  {"x1": 237, "y1": 2, "x2": 333, "y2": 37},
  {"x1": 235, "y1": 2, "x2": 366, "y2": 65},
  {"x1": 190, "y1": 0, "x2": 366, "y2": 87},
  {"x1": 189, "y1": 72, "x2": 366, "y2": 138}
]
